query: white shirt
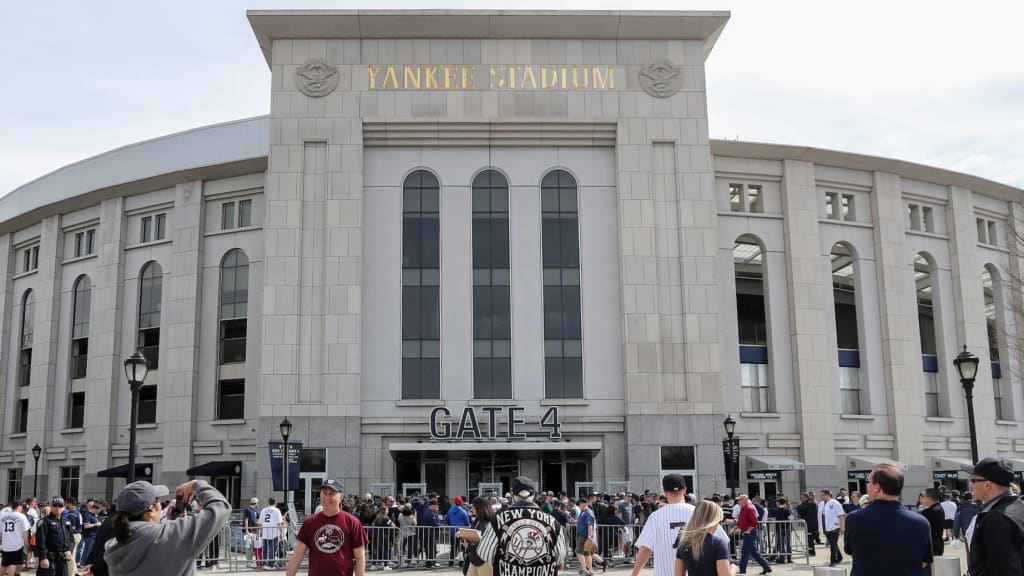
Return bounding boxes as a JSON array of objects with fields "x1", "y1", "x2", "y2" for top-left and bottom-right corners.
[
  {"x1": 635, "y1": 502, "x2": 695, "y2": 576},
  {"x1": 27, "y1": 508, "x2": 39, "y2": 534},
  {"x1": 818, "y1": 499, "x2": 845, "y2": 531},
  {"x1": 940, "y1": 500, "x2": 957, "y2": 521},
  {"x1": 0, "y1": 511, "x2": 31, "y2": 552},
  {"x1": 260, "y1": 506, "x2": 283, "y2": 539}
]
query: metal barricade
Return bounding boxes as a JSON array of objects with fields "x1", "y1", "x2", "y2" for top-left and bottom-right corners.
[
  {"x1": 365, "y1": 525, "x2": 401, "y2": 570},
  {"x1": 394, "y1": 525, "x2": 453, "y2": 569},
  {"x1": 728, "y1": 519, "x2": 809, "y2": 566}
]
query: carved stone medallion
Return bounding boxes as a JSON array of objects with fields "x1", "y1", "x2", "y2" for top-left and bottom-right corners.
[
  {"x1": 295, "y1": 58, "x2": 339, "y2": 98},
  {"x1": 639, "y1": 60, "x2": 681, "y2": 98}
]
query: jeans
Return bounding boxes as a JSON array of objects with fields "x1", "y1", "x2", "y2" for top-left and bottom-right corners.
[
  {"x1": 78, "y1": 536, "x2": 96, "y2": 565},
  {"x1": 739, "y1": 531, "x2": 771, "y2": 574},
  {"x1": 263, "y1": 537, "x2": 279, "y2": 568},
  {"x1": 825, "y1": 529, "x2": 842, "y2": 565}
]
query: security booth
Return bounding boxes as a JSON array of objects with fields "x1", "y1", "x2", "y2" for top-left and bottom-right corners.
[
  {"x1": 847, "y1": 456, "x2": 909, "y2": 494},
  {"x1": 745, "y1": 455, "x2": 804, "y2": 499},
  {"x1": 931, "y1": 457, "x2": 973, "y2": 492},
  {"x1": 369, "y1": 482, "x2": 396, "y2": 498}
]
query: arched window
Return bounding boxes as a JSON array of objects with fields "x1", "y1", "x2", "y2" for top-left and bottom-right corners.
[
  {"x1": 218, "y1": 249, "x2": 249, "y2": 420},
  {"x1": 16, "y1": 290, "x2": 33, "y2": 433},
  {"x1": 402, "y1": 170, "x2": 441, "y2": 400},
  {"x1": 472, "y1": 170, "x2": 511, "y2": 399},
  {"x1": 734, "y1": 236, "x2": 770, "y2": 413},
  {"x1": 982, "y1": 267, "x2": 1008, "y2": 420},
  {"x1": 67, "y1": 276, "x2": 91, "y2": 428},
  {"x1": 137, "y1": 262, "x2": 162, "y2": 424},
  {"x1": 542, "y1": 170, "x2": 582, "y2": 399},
  {"x1": 915, "y1": 254, "x2": 940, "y2": 417},
  {"x1": 831, "y1": 244, "x2": 863, "y2": 414}
]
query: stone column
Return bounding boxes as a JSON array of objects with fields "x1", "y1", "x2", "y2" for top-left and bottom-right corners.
[
  {"x1": 779, "y1": 160, "x2": 836, "y2": 489},
  {"x1": 81, "y1": 197, "x2": 127, "y2": 497}
]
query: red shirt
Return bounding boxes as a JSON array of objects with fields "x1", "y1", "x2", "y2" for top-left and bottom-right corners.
[
  {"x1": 737, "y1": 503, "x2": 759, "y2": 533},
  {"x1": 296, "y1": 510, "x2": 368, "y2": 576}
]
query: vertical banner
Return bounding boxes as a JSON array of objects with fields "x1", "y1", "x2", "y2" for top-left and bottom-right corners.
[
  {"x1": 722, "y1": 438, "x2": 740, "y2": 489},
  {"x1": 269, "y1": 442, "x2": 302, "y2": 492}
]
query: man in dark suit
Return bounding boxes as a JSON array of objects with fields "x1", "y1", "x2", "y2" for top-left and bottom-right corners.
[
  {"x1": 796, "y1": 493, "x2": 819, "y2": 556},
  {"x1": 918, "y1": 488, "x2": 945, "y2": 556},
  {"x1": 844, "y1": 464, "x2": 932, "y2": 576}
]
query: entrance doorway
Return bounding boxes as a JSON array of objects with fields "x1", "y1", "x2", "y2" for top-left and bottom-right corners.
[
  {"x1": 394, "y1": 454, "x2": 448, "y2": 497},
  {"x1": 541, "y1": 457, "x2": 590, "y2": 495},
  {"x1": 746, "y1": 471, "x2": 779, "y2": 500},
  {"x1": 469, "y1": 454, "x2": 519, "y2": 497}
]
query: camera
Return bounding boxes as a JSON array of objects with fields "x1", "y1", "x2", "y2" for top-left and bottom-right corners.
[{"x1": 172, "y1": 495, "x2": 189, "y2": 518}]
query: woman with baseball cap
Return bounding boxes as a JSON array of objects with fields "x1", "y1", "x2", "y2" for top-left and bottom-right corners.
[{"x1": 103, "y1": 480, "x2": 230, "y2": 576}]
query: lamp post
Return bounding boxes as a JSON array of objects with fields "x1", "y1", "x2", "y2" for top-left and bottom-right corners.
[
  {"x1": 280, "y1": 418, "x2": 292, "y2": 507},
  {"x1": 953, "y1": 346, "x2": 981, "y2": 464},
  {"x1": 124, "y1": 351, "x2": 150, "y2": 483},
  {"x1": 31, "y1": 443, "x2": 41, "y2": 498},
  {"x1": 723, "y1": 414, "x2": 739, "y2": 498}
]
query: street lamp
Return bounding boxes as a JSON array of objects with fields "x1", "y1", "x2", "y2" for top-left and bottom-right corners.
[
  {"x1": 31, "y1": 443, "x2": 41, "y2": 498},
  {"x1": 723, "y1": 414, "x2": 739, "y2": 498},
  {"x1": 124, "y1": 350, "x2": 150, "y2": 483},
  {"x1": 953, "y1": 346, "x2": 981, "y2": 464},
  {"x1": 280, "y1": 418, "x2": 292, "y2": 506}
]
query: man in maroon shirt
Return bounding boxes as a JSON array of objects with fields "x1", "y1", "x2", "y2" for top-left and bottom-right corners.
[
  {"x1": 286, "y1": 479, "x2": 367, "y2": 576},
  {"x1": 734, "y1": 494, "x2": 772, "y2": 574}
]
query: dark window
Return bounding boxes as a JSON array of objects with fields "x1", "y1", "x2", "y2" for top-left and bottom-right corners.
[
  {"x1": 660, "y1": 446, "x2": 696, "y2": 470},
  {"x1": 141, "y1": 216, "x2": 152, "y2": 243},
  {"x1": 222, "y1": 202, "x2": 236, "y2": 230},
  {"x1": 982, "y1": 268, "x2": 1000, "y2": 362},
  {"x1": 473, "y1": 171, "x2": 512, "y2": 399},
  {"x1": 402, "y1": 171, "x2": 441, "y2": 399},
  {"x1": 19, "y1": 290, "x2": 34, "y2": 387},
  {"x1": 220, "y1": 250, "x2": 249, "y2": 364},
  {"x1": 16, "y1": 400, "x2": 28, "y2": 434},
  {"x1": 71, "y1": 276, "x2": 91, "y2": 380},
  {"x1": 32, "y1": 247, "x2": 38, "y2": 270},
  {"x1": 217, "y1": 380, "x2": 245, "y2": 420},
  {"x1": 155, "y1": 213, "x2": 166, "y2": 240},
  {"x1": 138, "y1": 262, "x2": 162, "y2": 370},
  {"x1": 541, "y1": 170, "x2": 582, "y2": 399},
  {"x1": 915, "y1": 255, "x2": 937, "y2": 356},
  {"x1": 831, "y1": 245, "x2": 859, "y2": 350},
  {"x1": 238, "y1": 200, "x2": 252, "y2": 227},
  {"x1": 7, "y1": 469, "x2": 22, "y2": 503},
  {"x1": 75, "y1": 232, "x2": 84, "y2": 257},
  {"x1": 734, "y1": 238, "x2": 767, "y2": 346},
  {"x1": 86, "y1": 230, "x2": 95, "y2": 254},
  {"x1": 59, "y1": 466, "x2": 80, "y2": 501},
  {"x1": 23, "y1": 249, "x2": 31, "y2": 273},
  {"x1": 138, "y1": 385, "x2": 157, "y2": 424},
  {"x1": 68, "y1": 392, "x2": 84, "y2": 429}
]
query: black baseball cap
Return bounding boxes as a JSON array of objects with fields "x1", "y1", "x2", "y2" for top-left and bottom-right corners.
[
  {"x1": 662, "y1": 474, "x2": 687, "y2": 492},
  {"x1": 967, "y1": 457, "x2": 1015, "y2": 486},
  {"x1": 511, "y1": 476, "x2": 537, "y2": 498}
]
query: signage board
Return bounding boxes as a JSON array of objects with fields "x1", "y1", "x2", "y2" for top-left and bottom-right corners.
[
  {"x1": 429, "y1": 406, "x2": 561, "y2": 439},
  {"x1": 847, "y1": 471, "x2": 870, "y2": 480},
  {"x1": 269, "y1": 442, "x2": 302, "y2": 492},
  {"x1": 722, "y1": 438, "x2": 740, "y2": 489},
  {"x1": 747, "y1": 471, "x2": 780, "y2": 481}
]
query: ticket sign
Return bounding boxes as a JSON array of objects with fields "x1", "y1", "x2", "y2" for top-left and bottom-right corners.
[
  {"x1": 429, "y1": 406, "x2": 561, "y2": 439},
  {"x1": 847, "y1": 471, "x2": 870, "y2": 480},
  {"x1": 748, "y1": 471, "x2": 780, "y2": 481},
  {"x1": 932, "y1": 471, "x2": 960, "y2": 480}
]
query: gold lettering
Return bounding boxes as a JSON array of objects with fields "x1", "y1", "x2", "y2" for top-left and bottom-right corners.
[
  {"x1": 444, "y1": 65, "x2": 459, "y2": 89},
  {"x1": 592, "y1": 66, "x2": 614, "y2": 90},
  {"x1": 521, "y1": 66, "x2": 538, "y2": 90},
  {"x1": 490, "y1": 66, "x2": 505, "y2": 89},
  {"x1": 425, "y1": 66, "x2": 440, "y2": 89},
  {"x1": 382, "y1": 65, "x2": 399, "y2": 90},
  {"x1": 461, "y1": 65, "x2": 475, "y2": 90},
  {"x1": 508, "y1": 65, "x2": 521, "y2": 89},
  {"x1": 541, "y1": 66, "x2": 558, "y2": 89},
  {"x1": 367, "y1": 66, "x2": 381, "y2": 89},
  {"x1": 560, "y1": 66, "x2": 568, "y2": 89},
  {"x1": 404, "y1": 66, "x2": 421, "y2": 89},
  {"x1": 572, "y1": 66, "x2": 589, "y2": 89}
]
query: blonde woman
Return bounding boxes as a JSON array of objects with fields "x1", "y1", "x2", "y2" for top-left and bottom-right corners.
[{"x1": 674, "y1": 501, "x2": 738, "y2": 576}]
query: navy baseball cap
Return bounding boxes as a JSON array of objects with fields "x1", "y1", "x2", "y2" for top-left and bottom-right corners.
[{"x1": 322, "y1": 479, "x2": 345, "y2": 493}]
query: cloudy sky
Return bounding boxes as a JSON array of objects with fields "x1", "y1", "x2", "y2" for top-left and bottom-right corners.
[{"x1": 2, "y1": 0, "x2": 1022, "y2": 194}]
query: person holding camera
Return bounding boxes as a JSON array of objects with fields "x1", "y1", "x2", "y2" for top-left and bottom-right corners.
[
  {"x1": 103, "y1": 480, "x2": 230, "y2": 576},
  {"x1": 35, "y1": 497, "x2": 74, "y2": 576}
]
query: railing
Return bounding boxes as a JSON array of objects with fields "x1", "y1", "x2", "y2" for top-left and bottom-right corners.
[{"x1": 726, "y1": 519, "x2": 809, "y2": 565}]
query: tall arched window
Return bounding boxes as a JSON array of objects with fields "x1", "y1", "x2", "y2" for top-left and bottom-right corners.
[
  {"x1": 915, "y1": 254, "x2": 940, "y2": 417},
  {"x1": 472, "y1": 170, "x2": 511, "y2": 399},
  {"x1": 402, "y1": 170, "x2": 441, "y2": 400},
  {"x1": 734, "y1": 236, "x2": 770, "y2": 413},
  {"x1": 16, "y1": 290, "x2": 34, "y2": 433},
  {"x1": 831, "y1": 244, "x2": 863, "y2": 414},
  {"x1": 218, "y1": 249, "x2": 249, "y2": 420},
  {"x1": 982, "y1": 267, "x2": 1007, "y2": 420},
  {"x1": 137, "y1": 262, "x2": 162, "y2": 424},
  {"x1": 542, "y1": 170, "x2": 582, "y2": 399},
  {"x1": 67, "y1": 276, "x2": 91, "y2": 428}
]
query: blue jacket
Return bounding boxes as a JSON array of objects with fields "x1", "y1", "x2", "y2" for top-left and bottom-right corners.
[
  {"x1": 447, "y1": 504, "x2": 470, "y2": 537},
  {"x1": 844, "y1": 500, "x2": 932, "y2": 576}
]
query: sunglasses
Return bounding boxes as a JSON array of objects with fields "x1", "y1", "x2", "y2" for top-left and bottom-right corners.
[{"x1": 969, "y1": 478, "x2": 988, "y2": 484}]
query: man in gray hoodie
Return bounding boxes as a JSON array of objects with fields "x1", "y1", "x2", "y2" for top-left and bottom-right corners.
[{"x1": 103, "y1": 480, "x2": 230, "y2": 576}]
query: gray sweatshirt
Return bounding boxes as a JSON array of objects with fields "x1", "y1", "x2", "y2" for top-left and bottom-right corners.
[{"x1": 104, "y1": 481, "x2": 231, "y2": 576}]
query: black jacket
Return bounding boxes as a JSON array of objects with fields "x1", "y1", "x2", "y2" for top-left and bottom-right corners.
[
  {"x1": 35, "y1": 513, "x2": 74, "y2": 559},
  {"x1": 84, "y1": 513, "x2": 115, "y2": 576},
  {"x1": 797, "y1": 500, "x2": 818, "y2": 531},
  {"x1": 968, "y1": 493, "x2": 1024, "y2": 576},
  {"x1": 920, "y1": 503, "x2": 945, "y2": 556}
]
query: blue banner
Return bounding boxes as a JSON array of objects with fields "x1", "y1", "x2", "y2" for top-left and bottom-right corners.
[{"x1": 269, "y1": 442, "x2": 302, "y2": 492}]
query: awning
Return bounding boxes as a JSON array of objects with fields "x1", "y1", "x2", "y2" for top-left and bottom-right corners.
[
  {"x1": 1007, "y1": 459, "x2": 1024, "y2": 473},
  {"x1": 932, "y1": 456, "x2": 974, "y2": 473},
  {"x1": 848, "y1": 456, "x2": 908, "y2": 471},
  {"x1": 98, "y1": 463, "x2": 153, "y2": 478},
  {"x1": 747, "y1": 455, "x2": 805, "y2": 471},
  {"x1": 187, "y1": 461, "x2": 242, "y2": 477}
]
